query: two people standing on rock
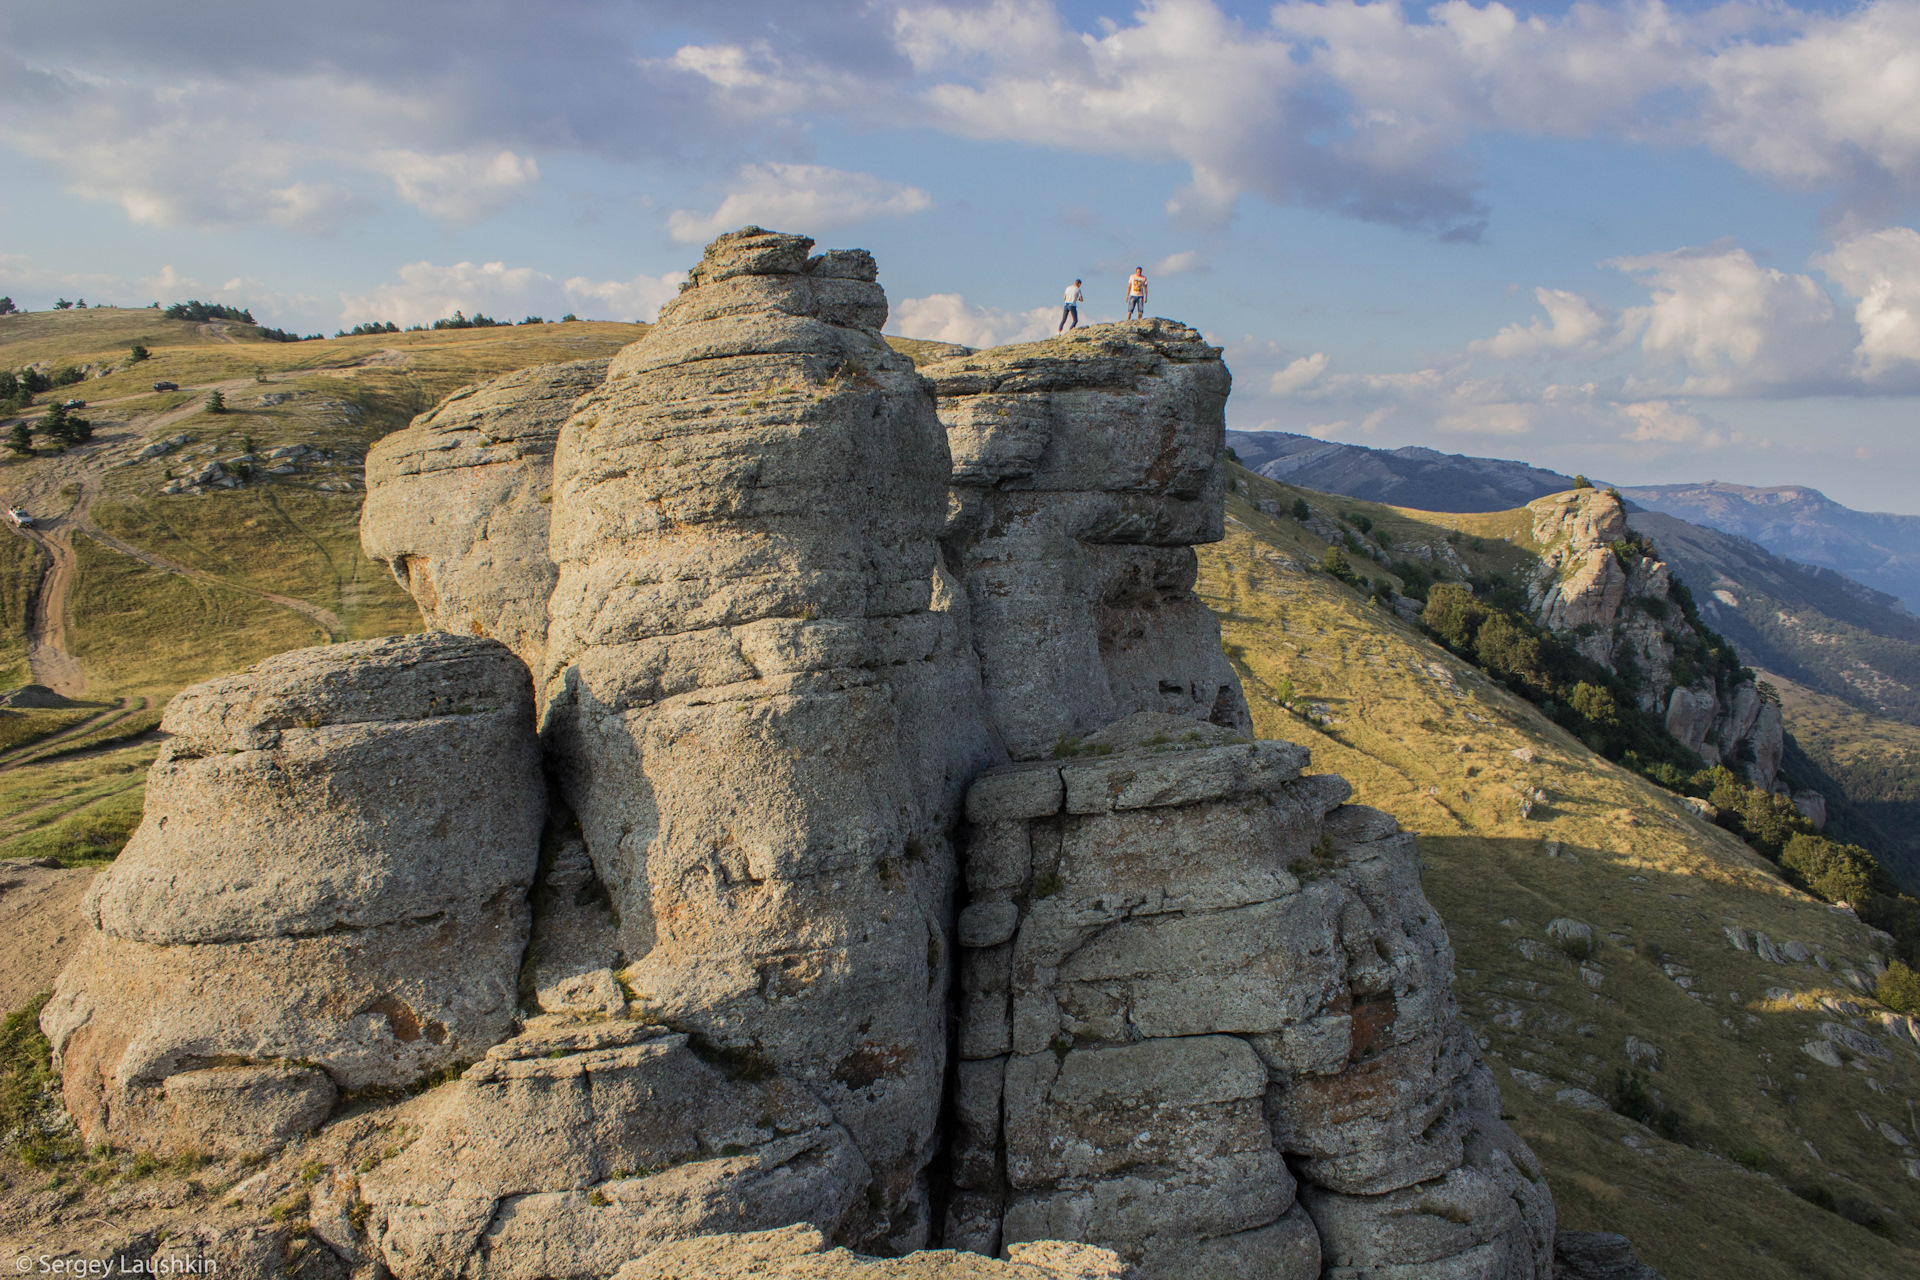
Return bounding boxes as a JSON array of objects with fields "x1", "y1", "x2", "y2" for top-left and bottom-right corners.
[{"x1": 1057, "y1": 268, "x2": 1149, "y2": 334}]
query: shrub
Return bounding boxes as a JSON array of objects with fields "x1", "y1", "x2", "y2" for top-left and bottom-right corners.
[
  {"x1": 1876, "y1": 960, "x2": 1920, "y2": 1015},
  {"x1": 127, "y1": 344, "x2": 149, "y2": 363},
  {"x1": 1290, "y1": 497, "x2": 1310, "y2": 520},
  {"x1": 205, "y1": 389, "x2": 226, "y2": 414},
  {"x1": 1780, "y1": 833, "x2": 1877, "y2": 906},
  {"x1": 1573, "y1": 474, "x2": 1594, "y2": 488},
  {"x1": 1390, "y1": 560, "x2": 1433, "y2": 601},
  {"x1": 0, "y1": 297, "x2": 14, "y2": 315},
  {"x1": 1422, "y1": 583, "x2": 1485, "y2": 651},
  {"x1": 1609, "y1": 1068, "x2": 1683, "y2": 1140},
  {"x1": 7, "y1": 422, "x2": 31, "y2": 455},
  {"x1": 1321, "y1": 544, "x2": 1356, "y2": 583}
]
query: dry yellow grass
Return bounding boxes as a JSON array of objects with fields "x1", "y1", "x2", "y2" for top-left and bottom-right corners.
[{"x1": 1201, "y1": 466, "x2": 1920, "y2": 1278}]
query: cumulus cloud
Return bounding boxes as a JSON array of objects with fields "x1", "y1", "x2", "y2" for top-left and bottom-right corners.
[
  {"x1": 337, "y1": 260, "x2": 684, "y2": 328},
  {"x1": 367, "y1": 149, "x2": 541, "y2": 224},
  {"x1": 1611, "y1": 243, "x2": 1856, "y2": 396},
  {"x1": 887, "y1": 293, "x2": 1055, "y2": 348},
  {"x1": 1269, "y1": 352, "x2": 1329, "y2": 395},
  {"x1": 1472, "y1": 288, "x2": 1612, "y2": 359},
  {"x1": 0, "y1": 255, "x2": 323, "y2": 323},
  {"x1": 666, "y1": 163, "x2": 933, "y2": 244},
  {"x1": 1815, "y1": 225, "x2": 1920, "y2": 380}
]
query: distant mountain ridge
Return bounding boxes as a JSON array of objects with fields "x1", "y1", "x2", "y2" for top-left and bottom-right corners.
[
  {"x1": 1225, "y1": 429, "x2": 1580, "y2": 513},
  {"x1": 1620, "y1": 481, "x2": 1920, "y2": 613}
]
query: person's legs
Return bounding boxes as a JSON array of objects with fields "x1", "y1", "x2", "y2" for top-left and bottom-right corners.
[
  {"x1": 1127, "y1": 295, "x2": 1144, "y2": 320},
  {"x1": 1059, "y1": 303, "x2": 1074, "y2": 332}
]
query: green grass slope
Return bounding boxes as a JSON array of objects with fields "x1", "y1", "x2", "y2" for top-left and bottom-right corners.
[
  {"x1": 1201, "y1": 467, "x2": 1920, "y2": 1280},
  {"x1": 0, "y1": 312, "x2": 651, "y2": 869}
]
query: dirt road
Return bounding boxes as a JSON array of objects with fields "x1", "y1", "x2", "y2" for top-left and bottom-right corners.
[{"x1": 3, "y1": 377, "x2": 345, "y2": 694}]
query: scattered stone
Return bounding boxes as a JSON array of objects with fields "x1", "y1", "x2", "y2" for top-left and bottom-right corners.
[
  {"x1": 1624, "y1": 1036, "x2": 1660, "y2": 1070},
  {"x1": 1801, "y1": 1040, "x2": 1844, "y2": 1068}
]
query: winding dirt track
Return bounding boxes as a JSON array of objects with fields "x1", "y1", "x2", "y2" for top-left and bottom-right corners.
[{"x1": 4, "y1": 375, "x2": 346, "y2": 696}]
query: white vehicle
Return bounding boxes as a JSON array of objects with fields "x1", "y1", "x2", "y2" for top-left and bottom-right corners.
[{"x1": 6, "y1": 508, "x2": 32, "y2": 528}]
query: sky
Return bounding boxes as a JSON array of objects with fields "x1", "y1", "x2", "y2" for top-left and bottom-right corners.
[{"x1": 4, "y1": 1, "x2": 1920, "y2": 512}]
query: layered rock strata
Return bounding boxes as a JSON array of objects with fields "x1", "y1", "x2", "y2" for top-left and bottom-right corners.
[
  {"x1": 922, "y1": 325, "x2": 1251, "y2": 761},
  {"x1": 361, "y1": 1021, "x2": 870, "y2": 1279},
  {"x1": 362, "y1": 358, "x2": 610, "y2": 676},
  {"x1": 948, "y1": 712, "x2": 1553, "y2": 1278},
  {"x1": 538, "y1": 228, "x2": 1000, "y2": 1249},
  {"x1": 1526, "y1": 488, "x2": 1783, "y2": 787},
  {"x1": 41, "y1": 635, "x2": 543, "y2": 1155}
]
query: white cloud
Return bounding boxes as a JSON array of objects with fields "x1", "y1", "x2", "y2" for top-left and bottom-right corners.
[
  {"x1": 1611, "y1": 243, "x2": 1856, "y2": 396},
  {"x1": 367, "y1": 149, "x2": 540, "y2": 225},
  {"x1": 1815, "y1": 225, "x2": 1920, "y2": 380},
  {"x1": 1152, "y1": 250, "x2": 1203, "y2": 276},
  {"x1": 1269, "y1": 352, "x2": 1329, "y2": 395},
  {"x1": 1619, "y1": 400, "x2": 1728, "y2": 447},
  {"x1": 1472, "y1": 288, "x2": 1611, "y2": 358},
  {"x1": 338, "y1": 260, "x2": 684, "y2": 328},
  {"x1": 887, "y1": 292, "x2": 1055, "y2": 348},
  {"x1": 666, "y1": 163, "x2": 934, "y2": 244}
]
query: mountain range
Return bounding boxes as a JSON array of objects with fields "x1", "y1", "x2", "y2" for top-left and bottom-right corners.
[{"x1": 1228, "y1": 431, "x2": 1920, "y2": 614}]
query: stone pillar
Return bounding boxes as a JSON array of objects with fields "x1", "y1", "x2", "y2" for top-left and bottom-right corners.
[
  {"x1": 41, "y1": 634, "x2": 543, "y2": 1156},
  {"x1": 924, "y1": 324, "x2": 1251, "y2": 761},
  {"x1": 539, "y1": 227, "x2": 1000, "y2": 1250},
  {"x1": 948, "y1": 713, "x2": 1553, "y2": 1279}
]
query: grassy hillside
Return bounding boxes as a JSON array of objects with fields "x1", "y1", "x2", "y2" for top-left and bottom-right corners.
[
  {"x1": 0, "y1": 311, "x2": 650, "y2": 867},
  {"x1": 1201, "y1": 466, "x2": 1920, "y2": 1280}
]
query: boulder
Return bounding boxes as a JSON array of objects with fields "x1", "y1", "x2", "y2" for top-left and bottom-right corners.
[
  {"x1": 1552, "y1": 1230, "x2": 1664, "y2": 1279},
  {"x1": 539, "y1": 227, "x2": 1002, "y2": 1250},
  {"x1": 924, "y1": 325, "x2": 1251, "y2": 760},
  {"x1": 362, "y1": 1023, "x2": 871, "y2": 1280},
  {"x1": 363, "y1": 358, "x2": 609, "y2": 677},
  {"x1": 42, "y1": 635, "x2": 543, "y2": 1155}
]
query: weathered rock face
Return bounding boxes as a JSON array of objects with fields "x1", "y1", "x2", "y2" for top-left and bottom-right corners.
[
  {"x1": 923, "y1": 325, "x2": 1251, "y2": 761},
  {"x1": 947, "y1": 713, "x2": 1552, "y2": 1278},
  {"x1": 538, "y1": 227, "x2": 1001, "y2": 1249},
  {"x1": 362, "y1": 358, "x2": 610, "y2": 676},
  {"x1": 1526, "y1": 488, "x2": 1784, "y2": 789},
  {"x1": 41, "y1": 635, "x2": 543, "y2": 1155},
  {"x1": 362, "y1": 1021, "x2": 871, "y2": 1280}
]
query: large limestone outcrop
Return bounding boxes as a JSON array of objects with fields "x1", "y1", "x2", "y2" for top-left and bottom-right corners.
[
  {"x1": 1526, "y1": 488, "x2": 1783, "y2": 788},
  {"x1": 362, "y1": 358, "x2": 610, "y2": 675},
  {"x1": 41, "y1": 635, "x2": 544, "y2": 1155},
  {"x1": 538, "y1": 227, "x2": 1001, "y2": 1250},
  {"x1": 924, "y1": 326, "x2": 1251, "y2": 761},
  {"x1": 948, "y1": 713, "x2": 1553, "y2": 1279}
]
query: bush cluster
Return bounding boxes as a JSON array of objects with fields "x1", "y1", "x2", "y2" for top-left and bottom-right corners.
[
  {"x1": 1414, "y1": 576, "x2": 1920, "y2": 966},
  {"x1": 164, "y1": 300, "x2": 255, "y2": 324},
  {"x1": 430, "y1": 310, "x2": 505, "y2": 330}
]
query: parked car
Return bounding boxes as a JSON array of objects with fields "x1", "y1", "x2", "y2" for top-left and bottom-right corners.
[
  {"x1": 6, "y1": 508, "x2": 33, "y2": 528},
  {"x1": 152, "y1": 381, "x2": 178, "y2": 392},
  {"x1": 62, "y1": 399, "x2": 84, "y2": 409}
]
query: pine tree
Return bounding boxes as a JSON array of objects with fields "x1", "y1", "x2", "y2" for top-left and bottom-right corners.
[{"x1": 206, "y1": 389, "x2": 226, "y2": 414}]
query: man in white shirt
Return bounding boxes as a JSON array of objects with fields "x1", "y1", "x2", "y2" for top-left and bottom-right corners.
[
  {"x1": 1059, "y1": 279, "x2": 1083, "y2": 333},
  {"x1": 1126, "y1": 267, "x2": 1147, "y2": 320}
]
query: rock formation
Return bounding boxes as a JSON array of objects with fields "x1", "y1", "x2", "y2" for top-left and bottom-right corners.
[
  {"x1": 922, "y1": 327, "x2": 1250, "y2": 760},
  {"x1": 42, "y1": 634, "x2": 543, "y2": 1155},
  {"x1": 362, "y1": 358, "x2": 610, "y2": 676},
  {"x1": 44, "y1": 226, "x2": 1564, "y2": 1277},
  {"x1": 1525, "y1": 488, "x2": 1783, "y2": 788},
  {"x1": 536, "y1": 228, "x2": 1001, "y2": 1250},
  {"x1": 946, "y1": 713, "x2": 1552, "y2": 1277}
]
